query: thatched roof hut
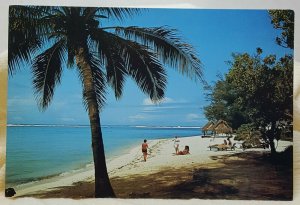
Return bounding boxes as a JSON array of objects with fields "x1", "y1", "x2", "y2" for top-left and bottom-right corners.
[
  {"x1": 202, "y1": 121, "x2": 215, "y2": 132},
  {"x1": 212, "y1": 120, "x2": 232, "y2": 134}
]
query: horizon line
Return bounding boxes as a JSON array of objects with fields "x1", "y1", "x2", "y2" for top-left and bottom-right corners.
[{"x1": 7, "y1": 123, "x2": 203, "y2": 128}]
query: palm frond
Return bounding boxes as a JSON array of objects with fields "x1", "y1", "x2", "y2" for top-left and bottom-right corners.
[
  {"x1": 90, "y1": 61, "x2": 107, "y2": 110},
  {"x1": 113, "y1": 26, "x2": 204, "y2": 83},
  {"x1": 8, "y1": 29, "x2": 42, "y2": 74},
  {"x1": 97, "y1": 8, "x2": 141, "y2": 21},
  {"x1": 9, "y1": 6, "x2": 54, "y2": 74},
  {"x1": 32, "y1": 40, "x2": 65, "y2": 110},
  {"x1": 103, "y1": 52, "x2": 127, "y2": 99},
  {"x1": 124, "y1": 42, "x2": 167, "y2": 101},
  {"x1": 90, "y1": 31, "x2": 127, "y2": 99},
  {"x1": 83, "y1": 8, "x2": 106, "y2": 20},
  {"x1": 10, "y1": 5, "x2": 54, "y2": 19},
  {"x1": 92, "y1": 30, "x2": 167, "y2": 101},
  {"x1": 77, "y1": 53, "x2": 107, "y2": 110}
]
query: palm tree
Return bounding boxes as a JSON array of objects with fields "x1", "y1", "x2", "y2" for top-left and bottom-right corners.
[{"x1": 9, "y1": 6, "x2": 204, "y2": 197}]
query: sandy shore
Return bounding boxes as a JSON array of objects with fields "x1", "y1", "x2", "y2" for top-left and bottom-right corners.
[{"x1": 12, "y1": 135, "x2": 293, "y2": 198}]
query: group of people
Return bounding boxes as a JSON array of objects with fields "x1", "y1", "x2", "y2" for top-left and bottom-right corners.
[
  {"x1": 141, "y1": 136, "x2": 190, "y2": 162},
  {"x1": 173, "y1": 136, "x2": 190, "y2": 155}
]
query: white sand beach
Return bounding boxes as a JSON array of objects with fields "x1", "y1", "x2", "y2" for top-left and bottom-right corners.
[{"x1": 12, "y1": 135, "x2": 292, "y2": 197}]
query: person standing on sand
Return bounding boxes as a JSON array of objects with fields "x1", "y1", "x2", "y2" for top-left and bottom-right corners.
[
  {"x1": 173, "y1": 136, "x2": 180, "y2": 154},
  {"x1": 227, "y1": 137, "x2": 232, "y2": 146},
  {"x1": 142, "y1": 139, "x2": 148, "y2": 162}
]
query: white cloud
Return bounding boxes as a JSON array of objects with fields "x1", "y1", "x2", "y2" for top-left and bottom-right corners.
[
  {"x1": 8, "y1": 97, "x2": 36, "y2": 107},
  {"x1": 186, "y1": 113, "x2": 202, "y2": 122},
  {"x1": 141, "y1": 96, "x2": 188, "y2": 113},
  {"x1": 143, "y1": 98, "x2": 156, "y2": 106},
  {"x1": 142, "y1": 105, "x2": 179, "y2": 113},
  {"x1": 142, "y1": 107, "x2": 158, "y2": 112},
  {"x1": 129, "y1": 114, "x2": 146, "y2": 120},
  {"x1": 163, "y1": 97, "x2": 175, "y2": 104},
  {"x1": 128, "y1": 113, "x2": 159, "y2": 123},
  {"x1": 143, "y1": 97, "x2": 175, "y2": 106}
]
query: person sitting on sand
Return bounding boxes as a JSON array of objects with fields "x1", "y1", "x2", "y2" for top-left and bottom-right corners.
[
  {"x1": 173, "y1": 136, "x2": 180, "y2": 154},
  {"x1": 224, "y1": 139, "x2": 228, "y2": 145},
  {"x1": 177, "y1": 145, "x2": 190, "y2": 155},
  {"x1": 142, "y1": 139, "x2": 149, "y2": 162}
]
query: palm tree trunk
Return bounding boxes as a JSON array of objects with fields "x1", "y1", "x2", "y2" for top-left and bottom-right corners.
[{"x1": 75, "y1": 46, "x2": 115, "y2": 198}]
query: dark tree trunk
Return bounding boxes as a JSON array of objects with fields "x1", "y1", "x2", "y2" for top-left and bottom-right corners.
[
  {"x1": 75, "y1": 46, "x2": 115, "y2": 198},
  {"x1": 269, "y1": 138, "x2": 276, "y2": 154},
  {"x1": 268, "y1": 121, "x2": 277, "y2": 156}
]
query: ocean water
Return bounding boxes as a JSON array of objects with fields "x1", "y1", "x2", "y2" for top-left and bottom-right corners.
[{"x1": 5, "y1": 125, "x2": 201, "y2": 187}]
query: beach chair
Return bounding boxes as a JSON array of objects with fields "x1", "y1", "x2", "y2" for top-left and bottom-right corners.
[
  {"x1": 217, "y1": 144, "x2": 228, "y2": 151},
  {"x1": 228, "y1": 143, "x2": 236, "y2": 150},
  {"x1": 208, "y1": 144, "x2": 219, "y2": 150},
  {"x1": 208, "y1": 144, "x2": 225, "y2": 151},
  {"x1": 209, "y1": 142, "x2": 236, "y2": 151}
]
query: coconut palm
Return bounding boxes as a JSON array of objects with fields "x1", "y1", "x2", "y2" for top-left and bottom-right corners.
[{"x1": 9, "y1": 6, "x2": 204, "y2": 197}]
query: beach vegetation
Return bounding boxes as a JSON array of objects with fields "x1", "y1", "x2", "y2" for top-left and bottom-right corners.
[
  {"x1": 234, "y1": 123, "x2": 256, "y2": 141},
  {"x1": 204, "y1": 49, "x2": 293, "y2": 154},
  {"x1": 268, "y1": 10, "x2": 294, "y2": 49},
  {"x1": 8, "y1": 6, "x2": 204, "y2": 197},
  {"x1": 204, "y1": 79, "x2": 248, "y2": 130}
]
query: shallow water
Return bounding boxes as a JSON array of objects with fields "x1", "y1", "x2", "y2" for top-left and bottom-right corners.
[{"x1": 6, "y1": 125, "x2": 201, "y2": 187}]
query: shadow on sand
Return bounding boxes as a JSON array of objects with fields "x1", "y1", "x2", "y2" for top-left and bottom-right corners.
[
  {"x1": 21, "y1": 147, "x2": 292, "y2": 200},
  {"x1": 161, "y1": 149, "x2": 292, "y2": 200}
]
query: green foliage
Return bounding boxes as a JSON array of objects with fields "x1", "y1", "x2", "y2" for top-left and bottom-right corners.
[
  {"x1": 226, "y1": 50, "x2": 293, "y2": 127},
  {"x1": 235, "y1": 123, "x2": 256, "y2": 141},
  {"x1": 268, "y1": 10, "x2": 294, "y2": 49},
  {"x1": 9, "y1": 6, "x2": 204, "y2": 110},
  {"x1": 235, "y1": 123, "x2": 266, "y2": 149},
  {"x1": 204, "y1": 49, "x2": 293, "y2": 150},
  {"x1": 204, "y1": 65, "x2": 250, "y2": 130},
  {"x1": 9, "y1": 6, "x2": 204, "y2": 197}
]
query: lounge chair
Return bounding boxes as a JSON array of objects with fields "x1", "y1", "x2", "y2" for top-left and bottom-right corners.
[
  {"x1": 209, "y1": 143, "x2": 236, "y2": 151},
  {"x1": 208, "y1": 144, "x2": 227, "y2": 151},
  {"x1": 228, "y1": 143, "x2": 236, "y2": 150},
  {"x1": 208, "y1": 144, "x2": 219, "y2": 150}
]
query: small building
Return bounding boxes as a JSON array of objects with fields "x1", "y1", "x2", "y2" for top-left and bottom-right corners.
[
  {"x1": 213, "y1": 120, "x2": 233, "y2": 136},
  {"x1": 202, "y1": 120, "x2": 233, "y2": 137},
  {"x1": 201, "y1": 121, "x2": 215, "y2": 137}
]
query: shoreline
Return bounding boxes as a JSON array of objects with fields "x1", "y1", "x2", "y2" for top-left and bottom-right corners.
[
  {"x1": 12, "y1": 137, "x2": 171, "y2": 196},
  {"x1": 9, "y1": 135, "x2": 190, "y2": 190},
  {"x1": 12, "y1": 135, "x2": 292, "y2": 198},
  {"x1": 5, "y1": 125, "x2": 202, "y2": 189}
]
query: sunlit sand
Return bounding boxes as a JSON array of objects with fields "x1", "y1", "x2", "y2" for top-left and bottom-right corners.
[{"x1": 13, "y1": 135, "x2": 292, "y2": 198}]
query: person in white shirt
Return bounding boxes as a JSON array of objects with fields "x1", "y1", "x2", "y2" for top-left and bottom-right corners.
[{"x1": 173, "y1": 136, "x2": 180, "y2": 154}]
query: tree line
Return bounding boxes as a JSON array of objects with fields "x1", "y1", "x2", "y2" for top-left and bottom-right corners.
[{"x1": 204, "y1": 10, "x2": 294, "y2": 154}]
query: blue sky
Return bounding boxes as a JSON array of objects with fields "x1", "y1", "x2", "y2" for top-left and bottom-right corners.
[{"x1": 7, "y1": 8, "x2": 292, "y2": 126}]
